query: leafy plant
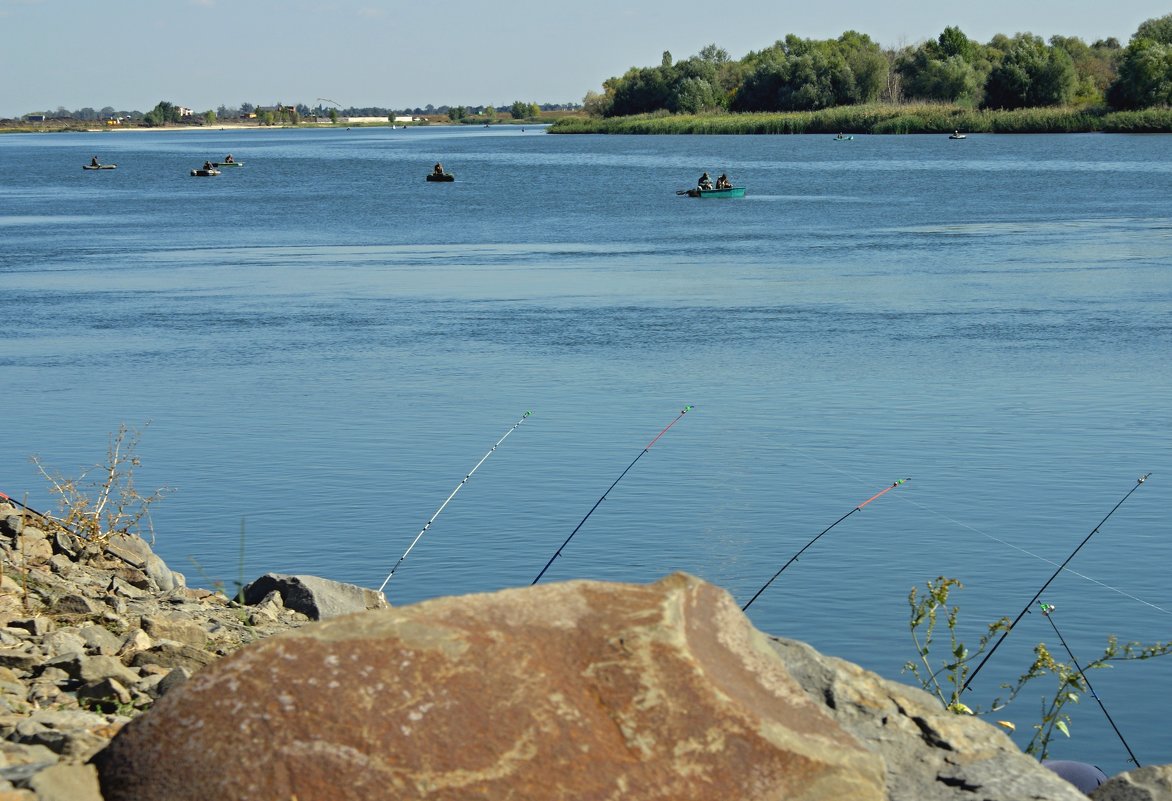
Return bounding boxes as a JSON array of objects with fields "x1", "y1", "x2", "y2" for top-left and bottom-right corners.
[
  {"x1": 32, "y1": 423, "x2": 171, "y2": 551},
  {"x1": 904, "y1": 576, "x2": 1172, "y2": 759},
  {"x1": 903, "y1": 576, "x2": 1009, "y2": 714}
]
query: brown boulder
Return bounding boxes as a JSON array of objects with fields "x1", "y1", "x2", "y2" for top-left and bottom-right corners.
[{"x1": 94, "y1": 573, "x2": 885, "y2": 801}]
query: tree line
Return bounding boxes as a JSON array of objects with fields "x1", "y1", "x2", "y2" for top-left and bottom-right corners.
[{"x1": 584, "y1": 14, "x2": 1172, "y2": 117}]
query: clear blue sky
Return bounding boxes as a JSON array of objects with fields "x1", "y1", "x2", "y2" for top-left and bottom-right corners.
[{"x1": 2, "y1": 0, "x2": 1168, "y2": 117}]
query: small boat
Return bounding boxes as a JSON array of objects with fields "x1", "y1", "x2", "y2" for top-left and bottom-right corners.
[
  {"x1": 682, "y1": 186, "x2": 746, "y2": 198},
  {"x1": 213, "y1": 161, "x2": 243, "y2": 167},
  {"x1": 949, "y1": 132, "x2": 967, "y2": 140},
  {"x1": 833, "y1": 135, "x2": 854, "y2": 141},
  {"x1": 190, "y1": 168, "x2": 221, "y2": 177},
  {"x1": 82, "y1": 164, "x2": 117, "y2": 170},
  {"x1": 426, "y1": 172, "x2": 455, "y2": 182}
]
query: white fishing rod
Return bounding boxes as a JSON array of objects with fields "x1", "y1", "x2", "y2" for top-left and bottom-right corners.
[{"x1": 377, "y1": 411, "x2": 532, "y2": 593}]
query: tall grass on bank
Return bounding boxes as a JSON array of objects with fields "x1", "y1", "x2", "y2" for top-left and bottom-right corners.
[{"x1": 549, "y1": 104, "x2": 1172, "y2": 135}]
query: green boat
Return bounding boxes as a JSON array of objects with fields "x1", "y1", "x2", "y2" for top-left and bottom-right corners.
[
  {"x1": 426, "y1": 172, "x2": 455, "y2": 182},
  {"x1": 683, "y1": 186, "x2": 745, "y2": 198},
  {"x1": 213, "y1": 161, "x2": 244, "y2": 167},
  {"x1": 82, "y1": 164, "x2": 117, "y2": 170}
]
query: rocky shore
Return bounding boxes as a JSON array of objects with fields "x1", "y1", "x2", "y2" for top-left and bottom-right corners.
[
  {"x1": 0, "y1": 499, "x2": 346, "y2": 800},
  {"x1": 0, "y1": 497, "x2": 1166, "y2": 800}
]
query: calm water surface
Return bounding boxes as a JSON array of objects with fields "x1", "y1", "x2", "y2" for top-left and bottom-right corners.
[{"x1": 2, "y1": 126, "x2": 1170, "y2": 771}]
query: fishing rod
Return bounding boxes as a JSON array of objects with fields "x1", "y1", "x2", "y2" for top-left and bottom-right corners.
[
  {"x1": 741, "y1": 478, "x2": 910, "y2": 612},
  {"x1": 531, "y1": 405, "x2": 694, "y2": 585},
  {"x1": 0, "y1": 491, "x2": 49, "y2": 520},
  {"x1": 963, "y1": 473, "x2": 1151, "y2": 693},
  {"x1": 377, "y1": 411, "x2": 532, "y2": 593},
  {"x1": 1038, "y1": 602, "x2": 1140, "y2": 767}
]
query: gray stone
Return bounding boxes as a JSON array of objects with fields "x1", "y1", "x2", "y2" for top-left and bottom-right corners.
[
  {"x1": 51, "y1": 531, "x2": 82, "y2": 558},
  {"x1": 144, "y1": 553, "x2": 183, "y2": 592},
  {"x1": 242, "y1": 572, "x2": 387, "y2": 620},
  {"x1": 102, "y1": 534, "x2": 152, "y2": 569},
  {"x1": 41, "y1": 631, "x2": 87, "y2": 659},
  {"x1": 1, "y1": 516, "x2": 24, "y2": 537},
  {"x1": 140, "y1": 615, "x2": 206, "y2": 648},
  {"x1": 40, "y1": 653, "x2": 139, "y2": 686},
  {"x1": 128, "y1": 642, "x2": 215, "y2": 672},
  {"x1": 7, "y1": 619, "x2": 52, "y2": 638},
  {"x1": 76, "y1": 678, "x2": 132, "y2": 711},
  {"x1": 51, "y1": 595, "x2": 100, "y2": 616},
  {"x1": 0, "y1": 650, "x2": 40, "y2": 673},
  {"x1": 1092, "y1": 764, "x2": 1172, "y2": 800},
  {"x1": 117, "y1": 629, "x2": 152, "y2": 658},
  {"x1": 766, "y1": 636, "x2": 1087, "y2": 801},
  {"x1": 26, "y1": 762, "x2": 103, "y2": 801},
  {"x1": 77, "y1": 625, "x2": 123, "y2": 656},
  {"x1": 154, "y1": 666, "x2": 191, "y2": 698}
]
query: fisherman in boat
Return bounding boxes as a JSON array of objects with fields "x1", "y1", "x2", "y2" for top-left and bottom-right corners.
[
  {"x1": 203, "y1": 161, "x2": 214, "y2": 171},
  {"x1": 716, "y1": 173, "x2": 731, "y2": 189},
  {"x1": 433, "y1": 162, "x2": 445, "y2": 176},
  {"x1": 91, "y1": 156, "x2": 100, "y2": 167},
  {"x1": 697, "y1": 172, "x2": 713, "y2": 191},
  {"x1": 224, "y1": 154, "x2": 234, "y2": 163}
]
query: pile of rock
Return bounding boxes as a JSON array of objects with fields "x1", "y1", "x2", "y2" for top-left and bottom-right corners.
[{"x1": 0, "y1": 501, "x2": 352, "y2": 800}]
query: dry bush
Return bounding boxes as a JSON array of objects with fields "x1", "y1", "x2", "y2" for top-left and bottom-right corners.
[{"x1": 32, "y1": 423, "x2": 172, "y2": 550}]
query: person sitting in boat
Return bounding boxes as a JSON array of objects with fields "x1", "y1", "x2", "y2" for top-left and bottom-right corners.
[
  {"x1": 433, "y1": 162, "x2": 445, "y2": 176},
  {"x1": 91, "y1": 156, "x2": 100, "y2": 167},
  {"x1": 716, "y1": 173, "x2": 731, "y2": 189},
  {"x1": 697, "y1": 172, "x2": 713, "y2": 191},
  {"x1": 203, "y1": 161, "x2": 214, "y2": 171},
  {"x1": 224, "y1": 154, "x2": 234, "y2": 163}
]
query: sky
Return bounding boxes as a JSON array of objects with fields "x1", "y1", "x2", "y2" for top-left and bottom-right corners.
[{"x1": 2, "y1": 0, "x2": 1169, "y2": 117}]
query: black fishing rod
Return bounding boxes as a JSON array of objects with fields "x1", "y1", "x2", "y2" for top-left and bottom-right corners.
[
  {"x1": 963, "y1": 473, "x2": 1151, "y2": 693},
  {"x1": 532, "y1": 405, "x2": 693, "y2": 585},
  {"x1": 741, "y1": 478, "x2": 910, "y2": 612},
  {"x1": 0, "y1": 491, "x2": 49, "y2": 521},
  {"x1": 1038, "y1": 601, "x2": 1141, "y2": 767}
]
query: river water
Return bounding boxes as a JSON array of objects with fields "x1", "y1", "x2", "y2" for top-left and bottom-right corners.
[{"x1": 1, "y1": 126, "x2": 1170, "y2": 771}]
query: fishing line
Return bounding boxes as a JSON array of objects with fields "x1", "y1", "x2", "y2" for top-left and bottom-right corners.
[
  {"x1": 741, "y1": 478, "x2": 910, "y2": 612},
  {"x1": 377, "y1": 411, "x2": 532, "y2": 593},
  {"x1": 963, "y1": 473, "x2": 1152, "y2": 692},
  {"x1": 532, "y1": 405, "x2": 693, "y2": 585},
  {"x1": 776, "y1": 448, "x2": 1172, "y2": 617},
  {"x1": 1038, "y1": 601, "x2": 1141, "y2": 767}
]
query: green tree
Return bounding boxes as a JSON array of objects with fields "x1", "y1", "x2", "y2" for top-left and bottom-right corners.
[
  {"x1": 203, "y1": 110, "x2": 216, "y2": 125},
  {"x1": 1050, "y1": 36, "x2": 1123, "y2": 105},
  {"x1": 509, "y1": 100, "x2": 533, "y2": 119},
  {"x1": 142, "y1": 100, "x2": 179, "y2": 127},
  {"x1": 897, "y1": 27, "x2": 988, "y2": 105},
  {"x1": 1135, "y1": 13, "x2": 1172, "y2": 45},
  {"x1": 328, "y1": 108, "x2": 338, "y2": 123},
  {"x1": 983, "y1": 35, "x2": 1076, "y2": 109},
  {"x1": 448, "y1": 105, "x2": 467, "y2": 121},
  {"x1": 1107, "y1": 38, "x2": 1172, "y2": 108}
]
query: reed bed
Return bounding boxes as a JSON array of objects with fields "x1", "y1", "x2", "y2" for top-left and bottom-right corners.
[{"x1": 549, "y1": 104, "x2": 1172, "y2": 135}]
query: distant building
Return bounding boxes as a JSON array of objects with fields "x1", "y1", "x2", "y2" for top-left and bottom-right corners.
[
  {"x1": 393, "y1": 116, "x2": 418, "y2": 123},
  {"x1": 24, "y1": 114, "x2": 46, "y2": 123},
  {"x1": 177, "y1": 107, "x2": 194, "y2": 118}
]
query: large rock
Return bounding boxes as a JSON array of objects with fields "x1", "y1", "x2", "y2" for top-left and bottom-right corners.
[
  {"x1": 95, "y1": 573, "x2": 887, "y2": 801},
  {"x1": 240, "y1": 573, "x2": 387, "y2": 620},
  {"x1": 1092, "y1": 764, "x2": 1172, "y2": 800},
  {"x1": 767, "y1": 637, "x2": 1087, "y2": 800}
]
